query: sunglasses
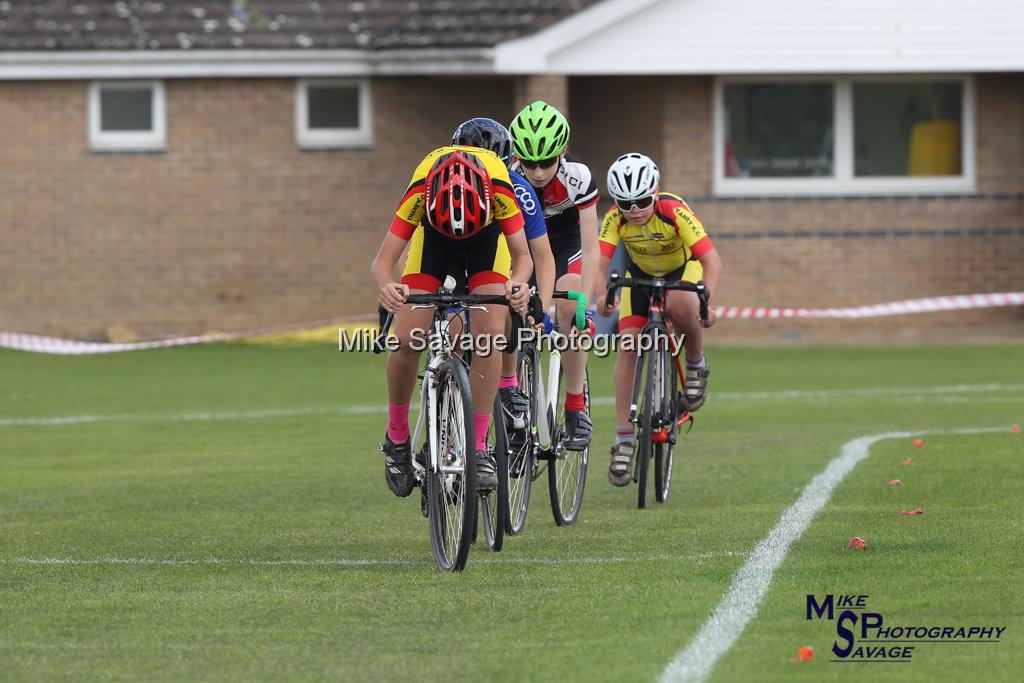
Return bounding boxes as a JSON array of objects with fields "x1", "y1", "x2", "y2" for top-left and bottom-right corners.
[
  {"x1": 519, "y1": 156, "x2": 559, "y2": 171},
  {"x1": 615, "y1": 195, "x2": 656, "y2": 212}
]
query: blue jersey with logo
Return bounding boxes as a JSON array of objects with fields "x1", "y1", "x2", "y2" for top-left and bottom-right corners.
[{"x1": 509, "y1": 169, "x2": 547, "y2": 241}]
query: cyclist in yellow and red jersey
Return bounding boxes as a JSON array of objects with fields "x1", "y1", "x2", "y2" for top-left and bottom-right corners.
[
  {"x1": 371, "y1": 146, "x2": 533, "y2": 497},
  {"x1": 595, "y1": 153, "x2": 723, "y2": 486}
]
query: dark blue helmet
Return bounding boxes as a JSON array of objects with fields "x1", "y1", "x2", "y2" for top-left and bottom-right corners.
[{"x1": 451, "y1": 117, "x2": 513, "y2": 167}]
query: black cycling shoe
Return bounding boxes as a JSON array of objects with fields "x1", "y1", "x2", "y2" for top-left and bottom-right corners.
[
  {"x1": 475, "y1": 449, "x2": 499, "y2": 491},
  {"x1": 563, "y1": 409, "x2": 593, "y2": 451},
  {"x1": 380, "y1": 435, "x2": 415, "y2": 497},
  {"x1": 499, "y1": 386, "x2": 529, "y2": 431}
]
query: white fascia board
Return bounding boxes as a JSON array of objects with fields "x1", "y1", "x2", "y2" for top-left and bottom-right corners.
[
  {"x1": 493, "y1": 0, "x2": 662, "y2": 73},
  {"x1": 0, "y1": 48, "x2": 495, "y2": 80},
  {"x1": 497, "y1": 0, "x2": 1024, "y2": 75}
]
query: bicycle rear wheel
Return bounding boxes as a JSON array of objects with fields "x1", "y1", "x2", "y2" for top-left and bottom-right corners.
[
  {"x1": 426, "y1": 357, "x2": 477, "y2": 571},
  {"x1": 549, "y1": 367, "x2": 589, "y2": 526},
  {"x1": 505, "y1": 349, "x2": 536, "y2": 535},
  {"x1": 480, "y1": 394, "x2": 508, "y2": 551}
]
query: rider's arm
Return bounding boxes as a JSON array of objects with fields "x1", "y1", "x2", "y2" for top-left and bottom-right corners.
[
  {"x1": 595, "y1": 252, "x2": 616, "y2": 316},
  {"x1": 697, "y1": 247, "x2": 722, "y2": 326},
  {"x1": 529, "y1": 233, "x2": 555, "y2": 313},
  {"x1": 371, "y1": 230, "x2": 412, "y2": 312},
  {"x1": 595, "y1": 209, "x2": 622, "y2": 315},
  {"x1": 505, "y1": 228, "x2": 534, "y2": 314},
  {"x1": 506, "y1": 228, "x2": 534, "y2": 286},
  {"x1": 578, "y1": 204, "x2": 600, "y2": 306}
]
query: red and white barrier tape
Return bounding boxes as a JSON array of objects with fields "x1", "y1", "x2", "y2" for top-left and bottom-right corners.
[
  {"x1": 2, "y1": 292, "x2": 1022, "y2": 355},
  {"x1": 716, "y1": 292, "x2": 1024, "y2": 319},
  {"x1": 0, "y1": 317, "x2": 353, "y2": 356}
]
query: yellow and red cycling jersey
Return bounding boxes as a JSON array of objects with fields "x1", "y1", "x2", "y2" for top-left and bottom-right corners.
[
  {"x1": 598, "y1": 192, "x2": 714, "y2": 277},
  {"x1": 389, "y1": 145, "x2": 524, "y2": 240}
]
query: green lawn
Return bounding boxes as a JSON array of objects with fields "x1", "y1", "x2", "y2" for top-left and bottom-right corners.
[{"x1": 1, "y1": 344, "x2": 1022, "y2": 681}]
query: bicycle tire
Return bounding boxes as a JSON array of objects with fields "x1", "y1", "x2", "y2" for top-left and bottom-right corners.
[
  {"x1": 549, "y1": 367, "x2": 589, "y2": 526},
  {"x1": 480, "y1": 393, "x2": 508, "y2": 551},
  {"x1": 654, "y1": 346, "x2": 677, "y2": 503},
  {"x1": 505, "y1": 348, "x2": 536, "y2": 535},
  {"x1": 635, "y1": 343, "x2": 659, "y2": 510},
  {"x1": 426, "y1": 356, "x2": 477, "y2": 571}
]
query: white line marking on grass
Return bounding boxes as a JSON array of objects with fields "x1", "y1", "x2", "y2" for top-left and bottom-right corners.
[
  {"x1": 659, "y1": 426, "x2": 1005, "y2": 683},
  {"x1": 5, "y1": 551, "x2": 741, "y2": 568},
  {"x1": 2, "y1": 384, "x2": 1021, "y2": 427}
]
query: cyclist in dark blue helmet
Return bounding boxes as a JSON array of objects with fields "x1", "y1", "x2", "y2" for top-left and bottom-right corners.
[{"x1": 452, "y1": 117, "x2": 555, "y2": 429}]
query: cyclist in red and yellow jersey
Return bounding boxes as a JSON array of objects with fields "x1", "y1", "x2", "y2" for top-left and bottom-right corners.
[
  {"x1": 371, "y1": 146, "x2": 533, "y2": 497},
  {"x1": 595, "y1": 153, "x2": 723, "y2": 486}
]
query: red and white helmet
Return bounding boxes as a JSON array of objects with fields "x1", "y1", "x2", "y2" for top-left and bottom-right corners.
[{"x1": 424, "y1": 151, "x2": 493, "y2": 239}]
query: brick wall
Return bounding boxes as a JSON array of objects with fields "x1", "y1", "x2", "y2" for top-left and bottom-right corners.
[
  {"x1": 571, "y1": 74, "x2": 1024, "y2": 343},
  {"x1": 0, "y1": 76, "x2": 515, "y2": 339},
  {"x1": 1, "y1": 73, "x2": 1021, "y2": 343}
]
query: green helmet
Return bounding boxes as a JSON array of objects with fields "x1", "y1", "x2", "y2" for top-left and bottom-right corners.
[{"x1": 510, "y1": 100, "x2": 570, "y2": 161}]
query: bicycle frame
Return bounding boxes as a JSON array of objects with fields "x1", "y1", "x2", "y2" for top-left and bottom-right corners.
[
  {"x1": 408, "y1": 314, "x2": 458, "y2": 478},
  {"x1": 605, "y1": 271, "x2": 708, "y2": 439},
  {"x1": 526, "y1": 289, "x2": 586, "y2": 455},
  {"x1": 376, "y1": 295, "x2": 505, "y2": 478}
]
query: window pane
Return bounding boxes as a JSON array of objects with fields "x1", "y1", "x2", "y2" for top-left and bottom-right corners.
[
  {"x1": 307, "y1": 85, "x2": 360, "y2": 129},
  {"x1": 854, "y1": 82, "x2": 962, "y2": 176},
  {"x1": 724, "y1": 83, "x2": 833, "y2": 178},
  {"x1": 100, "y1": 87, "x2": 153, "y2": 131}
]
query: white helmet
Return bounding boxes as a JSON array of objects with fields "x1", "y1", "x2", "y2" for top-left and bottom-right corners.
[{"x1": 607, "y1": 153, "x2": 660, "y2": 202}]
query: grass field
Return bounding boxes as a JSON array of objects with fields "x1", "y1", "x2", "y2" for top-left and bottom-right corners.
[{"x1": 2, "y1": 342, "x2": 1023, "y2": 681}]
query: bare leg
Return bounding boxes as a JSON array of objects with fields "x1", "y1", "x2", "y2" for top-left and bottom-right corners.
[
  {"x1": 666, "y1": 290, "x2": 703, "y2": 361},
  {"x1": 556, "y1": 272, "x2": 587, "y2": 393},
  {"x1": 466, "y1": 283, "x2": 508, "y2": 418},
  {"x1": 614, "y1": 326, "x2": 642, "y2": 431},
  {"x1": 386, "y1": 292, "x2": 433, "y2": 407}
]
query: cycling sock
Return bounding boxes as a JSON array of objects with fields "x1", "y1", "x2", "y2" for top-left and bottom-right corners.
[
  {"x1": 616, "y1": 427, "x2": 633, "y2": 445},
  {"x1": 499, "y1": 373, "x2": 519, "y2": 390},
  {"x1": 474, "y1": 413, "x2": 491, "y2": 452},
  {"x1": 387, "y1": 402, "x2": 410, "y2": 443},
  {"x1": 686, "y1": 353, "x2": 707, "y2": 370},
  {"x1": 565, "y1": 391, "x2": 586, "y2": 412}
]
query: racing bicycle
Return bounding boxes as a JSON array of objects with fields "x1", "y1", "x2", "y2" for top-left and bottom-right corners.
[
  {"x1": 374, "y1": 288, "x2": 518, "y2": 571},
  {"x1": 498, "y1": 289, "x2": 590, "y2": 533},
  {"x1": 604, "y1": 271, "x2": 709, "y2": 509}
]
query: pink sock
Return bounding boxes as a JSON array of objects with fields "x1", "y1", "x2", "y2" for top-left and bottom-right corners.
[
  {"x1": 498, "y1": 373, "x2": 519, "y2": 390},
  {"x1": 387, "y1": 402, "x2": 410, "y2": 443},
  {"x1": 474, "y1": 413, "x2": 492, "y2": 452}
]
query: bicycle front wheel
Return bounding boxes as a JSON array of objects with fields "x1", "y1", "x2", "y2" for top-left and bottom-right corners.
[
  {"x1": 426, "y1": 357, "x2": 477, "y2": 571},
  {"x1": 654, "y1": 347, "x2": 680, "y2": 503},
  {"x1": 636, "y1": 344, "x2": 664, "y2": 510},
  {"x1": 481, "y1": 393, "x2": 508, "y2": 551},
  {"x1": 549, "y1": 367, "x2": 589, "y2": 526},
  {"x1": 505, "y1": 348, "x2": 536, "y2": 535}
]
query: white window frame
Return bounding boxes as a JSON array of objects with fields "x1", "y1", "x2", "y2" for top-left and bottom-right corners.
[
  {"x1": 89, "y1": 80, "x2": 166, "y2": 152},
  {"x1": 295, "y1": 78, "x2": 372, "y2": 149},
  {"x1": 713, "y1": 74, "x2": 975, "y2": 196}
]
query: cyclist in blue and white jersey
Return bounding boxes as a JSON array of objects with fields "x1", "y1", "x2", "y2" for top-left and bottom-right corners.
[{"x1": 452, "y1": 118, "x2": 555, "y2": 425}]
